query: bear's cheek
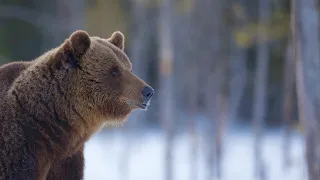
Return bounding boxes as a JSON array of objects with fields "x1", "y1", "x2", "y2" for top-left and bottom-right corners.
[
  {"x1": 98, "y1": 89, "x2": 126, "y2": 113},
  {"x1": 101, "y1": 100, "x2": 132, "y2": 120},
  {"x1": 118, "y1": 105, "x2": 133, "y2": 120},
  {"x1": 90, "y1": 76, "x2": 132, "y2": 117}
]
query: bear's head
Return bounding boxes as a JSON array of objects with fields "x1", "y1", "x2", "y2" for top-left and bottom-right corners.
[{"x1": 54, "y1": 30, "x2": 154, "y2": 123}]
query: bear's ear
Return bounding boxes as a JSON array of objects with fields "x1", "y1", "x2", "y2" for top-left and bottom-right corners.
[
  {"x1": 69, "y1": 30, "x2": 91, "y2": 59},
  {"x1": 107, "y1": 31, "x2": 125, "y2": 51},
  {"x1": 55, "y1": 30, "x2": 90, "y2": 69}
]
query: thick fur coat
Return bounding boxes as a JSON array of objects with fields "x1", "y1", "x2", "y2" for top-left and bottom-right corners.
[{"x1": 0, "y1": 30, "x2": 153, "y2": 180}]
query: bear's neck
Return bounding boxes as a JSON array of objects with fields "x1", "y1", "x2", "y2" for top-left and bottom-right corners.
[{"x1": 7, "y1": 62, "x2": 105, "y2": 158}]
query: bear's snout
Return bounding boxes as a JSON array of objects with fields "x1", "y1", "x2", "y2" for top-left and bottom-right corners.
[{"x1": 141, "y1": 86, "x2": 154, "y2": 107}]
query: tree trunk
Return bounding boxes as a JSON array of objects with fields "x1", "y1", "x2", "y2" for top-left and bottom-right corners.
[
  {"x1": 282, "y1": 40, "x2": 295, "y2": 170},
  {"x1": 188, "y1": 65, "x2": 199, "y2": 180},
  {"x1": 229, "y1": 0, "x2": 248, "y2": 123},
  {"x1": 194, "y1": 0, "x2": 225, "y2": 179},
  {"x1": 186, "y1": 17, "x2": 199, "y2": 180},
  {"x1": 204, "y1": 2, "x2": 221, "y2": 179},
  {"x1": 214, "y1": 1, "x2": 232, "y2": 178},
  {"x1": 291, "y1": 0, "x2": 320, "y2": 179},
  {"x1": 158, "y1": 0, "x2": 174, "y2": 179},
  {"x1": 252, "y1": 0, "x2": 270, "y2": 179}
]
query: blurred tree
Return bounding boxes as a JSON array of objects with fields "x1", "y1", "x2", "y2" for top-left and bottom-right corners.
[
  {"x1": 233, "y1": 0, "x2": 292, "y2": 126},
  {"x1": 229, "y1": 0, "x2": 248, "y2": 124},
  {"x1": 214, "y1": 0, "x2": 231, "y2": 178},
  {"x1": 171, "y1": 1, "x2": 201, "y2": 179},
  {"x1": 252, "y1": 0, "x2": 270, "y2": 179},
  {"x1": 190, "y1": 0, "x2": 230, "y2": 179},
  {"x1": 195, "y1": 0, "x2": 220, "y2": 178},
  {"x1": 158, "y1": 0, "x2": 175, "y2": 180},
  {"x1": 87, "y1": 0, "x2": 128, "y2": 38},
  {"x1": 185, "y1": 7, "x2": 200, "y2": 180},
  {"x1": 282, "y1": 39, "x2": 295, "y2": 169},
  {"x1": 292, "y1": 0, "x2": 320, "y2": 179}
]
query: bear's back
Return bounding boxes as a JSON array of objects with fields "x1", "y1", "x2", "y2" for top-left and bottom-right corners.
[
  {"x1": 0, "y1": 61, "x2": 31, "y2": 96},
  {"x1": 0, "y1": 61, "x2": 32, "y2": 179}
]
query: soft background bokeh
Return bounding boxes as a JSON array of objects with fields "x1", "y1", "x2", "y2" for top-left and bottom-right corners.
[{"x1": 0, "y1": 0, "x2": 311, "y2": 180}]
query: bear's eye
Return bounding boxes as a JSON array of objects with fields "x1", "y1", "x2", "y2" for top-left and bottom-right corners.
[{"x1": 111, "y1": 67, "x2": 121, "y2": 76}]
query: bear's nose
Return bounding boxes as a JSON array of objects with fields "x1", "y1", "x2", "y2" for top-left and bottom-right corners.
[{"x1": 142, "y1": 86, "x2": 154, "y2": 100}]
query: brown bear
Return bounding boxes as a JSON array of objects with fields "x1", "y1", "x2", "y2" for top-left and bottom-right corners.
[{"x1": 0, "y1": 30, "x2": 154, "y2": 180}]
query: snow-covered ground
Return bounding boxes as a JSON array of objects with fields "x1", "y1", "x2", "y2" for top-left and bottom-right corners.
[{"x1": 84, "y1": 127, "x2": 306, "y2": 180}]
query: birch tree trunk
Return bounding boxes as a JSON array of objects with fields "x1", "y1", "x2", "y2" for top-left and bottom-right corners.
[
  {"x1": 214, "y1": 1, "x2": 232, "y2": 178},
  {"x1": 186, "y1": 9, "x2": 199, "y2": 180},
  {"x1": 229, "y1": 0, "x2": 248, "y2": 123},
  {"x1": 282, "y1": 40, "x2": 294, "y2": 170},
  {"x1": 158, "y1": 0, "x2": 174, "y2": 179},
  {"x1": 202, "y1": 0, "x2": 221, "y2": 178},
  {"x1": 229, "y1": 44, "x2": 247, "y2": 123},
  {"x1": 253, "y1": 0, "x2": 270, "y2": 179},
  {"x1": 291, "y1": 0, "x2": 320, "y2": 179},
  {"x1": 187, "y1": 62, "x2": 199, "y2": 180}
]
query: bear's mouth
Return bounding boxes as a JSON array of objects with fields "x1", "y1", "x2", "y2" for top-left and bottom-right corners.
[
  {"x1": 126, "y1": 100, "x2": 149, "y2": 110},
  {"x1": 137, "y1": 103, "x2": 148, "y2": 110}
]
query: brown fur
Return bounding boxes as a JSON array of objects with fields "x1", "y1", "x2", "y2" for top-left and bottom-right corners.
[{"x1": 0, "y1": 30, "x2": 153, "y2": 180}]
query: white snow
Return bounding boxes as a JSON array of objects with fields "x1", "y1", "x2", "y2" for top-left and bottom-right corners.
[{"x1": 84, "y1": 127, "x2": 307, "y2": 180}]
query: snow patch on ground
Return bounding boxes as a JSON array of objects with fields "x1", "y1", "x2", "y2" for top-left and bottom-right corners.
[{"x1": 84, "y1": 129, "x2": 306, "y2": 180}]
